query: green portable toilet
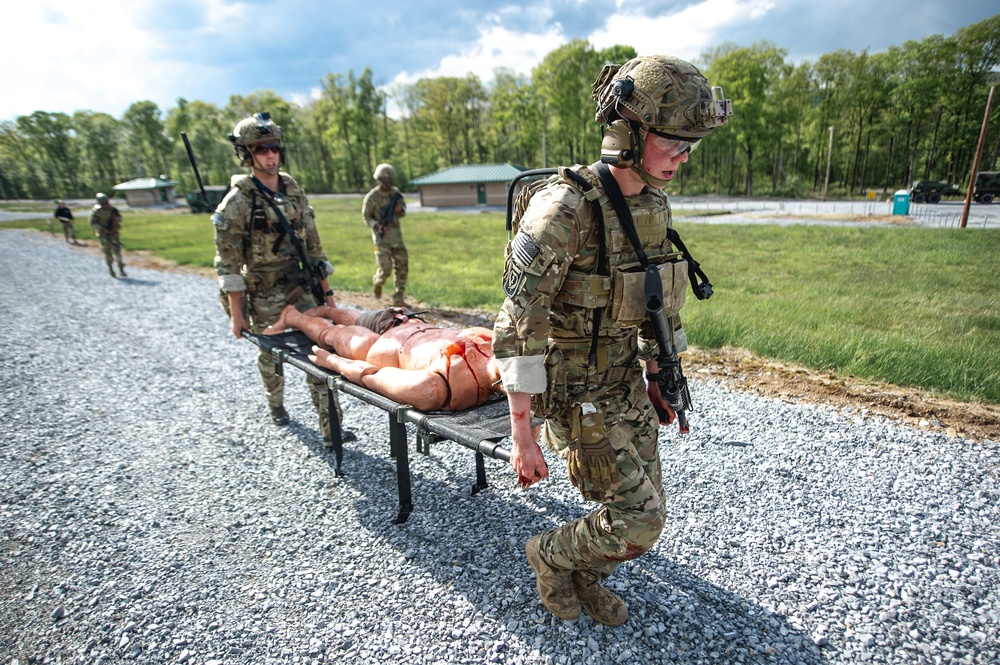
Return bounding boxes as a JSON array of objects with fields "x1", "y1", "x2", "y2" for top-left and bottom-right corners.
[{"x1": 892, "y1": 189, "x2": 910, "y2": 215}]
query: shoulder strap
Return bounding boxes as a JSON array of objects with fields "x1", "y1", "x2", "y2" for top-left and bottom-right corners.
[{"x1": 593, "y1": 162, "x2": 713, "y2": 301}]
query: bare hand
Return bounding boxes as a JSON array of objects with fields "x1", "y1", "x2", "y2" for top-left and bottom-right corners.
[
  {"x1": 509, "y1": 435, "x2": 548, "y2": 489},
  {"x1": 646, "y1": 379, "x2": 676, "y2": 426},
  {"x1": 230, "y1": 313, "x2": 249, "y2": 339}
]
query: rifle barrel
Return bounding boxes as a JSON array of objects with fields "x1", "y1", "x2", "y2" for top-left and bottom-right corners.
[{"x1": 181, "y1": 132, "x2": 209, "y2": 206}]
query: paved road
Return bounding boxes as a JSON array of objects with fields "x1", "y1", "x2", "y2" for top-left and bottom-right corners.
[{"x1": 5, "y1": 197, "x2": 998, "y2": 229}]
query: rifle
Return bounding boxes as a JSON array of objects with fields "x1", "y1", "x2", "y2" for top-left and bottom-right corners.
[
  {"x1": 181, "y1": 132, "x2": 210, "y2": 211},
  {"x1": 250, "y1": 177, "x2": 328, "y2": 306},
  {"x1": 643, "y1": 267, "x2": 694, "y2": 434},
  {"x1": 593, "y1": 162, "x2": 713, "y2": 435},
  {"x1": 377, "y1": 191, "x2": 403, "y2": 238}
]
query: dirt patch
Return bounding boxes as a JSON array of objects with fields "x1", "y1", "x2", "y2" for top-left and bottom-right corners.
[
  {"x1": 106, "y1": 244, "x2": 999, "y2": 443},
  {"x1": 682, "y1": 347, "x2": 1000, "y2": 443}
]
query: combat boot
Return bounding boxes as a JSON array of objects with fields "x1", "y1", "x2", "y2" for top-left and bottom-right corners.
[
  {"x1": 119, "y1": 265, "x2": 127, "y2": 277},
  {"x1": 572, "y1": 571, "x2": 628, "y2": 626},
  {"x1": 108, "y1": 265, "x2": 116, "y2": 278},
  {"x1": 270, "y1": 405, "x2": 290, "y2": 426},
  {"x1": 373, "y1": 283, "x2": 382, "y2": 299},
  {"x1": 525, "y1": 536, "x2": 580, "y2": 620},
  {"x1": 392, "y1": 292, "x2": 406, "y2": 307}
]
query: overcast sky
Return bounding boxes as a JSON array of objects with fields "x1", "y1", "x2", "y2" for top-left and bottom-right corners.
[{"x1": 5, "y1": 0, "x2": 996, "y2": 122}]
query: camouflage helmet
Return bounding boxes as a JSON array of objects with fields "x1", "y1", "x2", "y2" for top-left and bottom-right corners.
[
  {"x1": 373, "y1": 163, "x2": 395, "y2": 181},
  {"x1": 593, "y1": 55, "x2": 732, "y2": 139},
  {"x1": 95, "y1": 193, "x2": 109, "y2": 204},
  {"x1": 228, "y1": 112, "x2": 284, "y2": 167}
]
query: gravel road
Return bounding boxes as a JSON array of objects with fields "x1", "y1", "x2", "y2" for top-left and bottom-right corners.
[{"x1": 1, "y1": 229, "x2": 997, "y2": 665}]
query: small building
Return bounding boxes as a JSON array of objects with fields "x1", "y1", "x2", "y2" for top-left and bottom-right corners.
[
  {"x1": 410, "y1": 164, "x2": 528, "y2": 207},
  {"x1": 113, "y1": 176, "x2": 178, "y2": 207}
]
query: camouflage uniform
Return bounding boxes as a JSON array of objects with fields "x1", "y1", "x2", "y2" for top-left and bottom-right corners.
[
  {"x1": 89, "y1": 204, "x2": 124, "y2": 275},
  {"x1": 362, "y1": 184, "x2": 408, "y2": 305},
  {"x1": 493, "y1": 164, "x2": 687, "y2": 583},
  {"x1": 213, "y1": 172, "x2": 341, "y2": 435}
]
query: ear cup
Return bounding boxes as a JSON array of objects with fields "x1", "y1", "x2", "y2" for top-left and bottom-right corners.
[{"x1": 600, "y1": 120, "x2": 638, "y2": 168}]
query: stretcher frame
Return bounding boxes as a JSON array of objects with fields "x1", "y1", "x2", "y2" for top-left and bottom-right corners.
[{"x1": 244, "y1": 331, "x2": 512, "y2": 524}]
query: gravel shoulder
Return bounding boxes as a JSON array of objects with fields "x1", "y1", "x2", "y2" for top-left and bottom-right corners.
[{"x1": 2, "y1": 230, "x2": 998, "y2": 665}]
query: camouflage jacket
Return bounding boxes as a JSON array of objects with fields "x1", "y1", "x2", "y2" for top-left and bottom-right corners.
[
  {"x1": 362, "y1": 185, "x2": 406, "y2": 246},
  {"x1": 492, "y1": 164, "x2": 681, "y2": 395},
  {"x1": 212, "y1": 173, "x2": 333, "y2": 294},
  {"x1": 89, "y1": 205, "x2": 121, "y2": 235}
]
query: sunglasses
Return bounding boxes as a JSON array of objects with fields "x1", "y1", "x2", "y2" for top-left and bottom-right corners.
[{"x1": 252, "y1": 143, "x2": 281, "y2": 155}]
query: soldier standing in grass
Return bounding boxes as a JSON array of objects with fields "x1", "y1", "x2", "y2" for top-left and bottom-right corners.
[
  {"x1": 362, "y1": 163, "x2": 408, "y2": 307},
  {"x1": 89, "y1": 193, "x2": 125, "y2": 277},
  {"x1": 493, "y1": 55, "x2": 731, "y2": 626},
  {"x1": 54, "y1": 200, "x2": 78, "y2": 245},
  {"x1": 212, "y1": 112, "x2": 352, "y2": 445}
]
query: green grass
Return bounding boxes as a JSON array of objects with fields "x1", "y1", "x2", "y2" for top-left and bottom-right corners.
[{"x1": 4, "y1": 199, "x2": 998, "y2": 403}]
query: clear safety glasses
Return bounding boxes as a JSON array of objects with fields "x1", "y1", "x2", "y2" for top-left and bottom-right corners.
[{"x1": 648, "y1": 131, "x2": 701, "y2": 158}]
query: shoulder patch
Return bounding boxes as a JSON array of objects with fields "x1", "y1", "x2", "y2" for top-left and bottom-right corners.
[{"x1": 211, "y1": 211, "x2": 228, "y2": 230}]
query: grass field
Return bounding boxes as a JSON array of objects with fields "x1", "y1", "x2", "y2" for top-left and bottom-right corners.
[{"x1": 4, "y1": 198, "x2": 998, "y2": 404}]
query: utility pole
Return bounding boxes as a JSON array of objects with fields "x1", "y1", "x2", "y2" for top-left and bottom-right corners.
[
  {"x1": 961, "y1": 85, "x2": 996, "y2": 229},
  {"x1": 823, "y1": 126, "x2": 834, "y2": 201}
]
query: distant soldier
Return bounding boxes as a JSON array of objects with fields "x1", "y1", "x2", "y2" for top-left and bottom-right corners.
[
  {"x1": 54, "y1": 200, "x2": 78, "y2": 245},
  {"x1": 89, "y1": 193, "x2": 125, "y2": 277},
  {"x1": 362, "y1": 163, "x2": 408, "y2": 307},
  {"x1": 212, "y1": 112, "x2": 353, "y2": 445}
]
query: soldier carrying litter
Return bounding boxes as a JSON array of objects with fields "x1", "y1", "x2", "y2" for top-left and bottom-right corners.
[
  {"x1": 212, "y1": 112, "x2": 353, "y2": 445},
  {"x1": 493, "y1": 55, "x2": 732, "y2": 626}
]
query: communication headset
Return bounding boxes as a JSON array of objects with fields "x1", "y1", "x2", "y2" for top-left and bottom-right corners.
[{"x1": 598, "y1": 77, "x2": 641, "y2": 168}]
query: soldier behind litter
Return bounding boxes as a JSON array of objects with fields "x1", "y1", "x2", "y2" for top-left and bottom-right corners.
[
  {"x1": 212, "y1": 112, "x2": 353, "y2": 445},
  {"x1": 493, "y1": 55, "x2": 732, "y2": 626},
  {"x1": 54, "y1": 200, "x2": 79, "y2": 245},
  {"x1": 89, "y1": 193, "x2": 125, "y2": 277},
  {"x1": 362, "y1": 163, "x2": 408, "y2": 307}
]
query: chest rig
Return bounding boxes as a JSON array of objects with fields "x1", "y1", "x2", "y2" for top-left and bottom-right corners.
[
  {"x1": 233, "y1": 175, "x2": 304, "y2": 270},
  {"x1": 506, "y1": 164, "x2": 713, "y2": 367}
]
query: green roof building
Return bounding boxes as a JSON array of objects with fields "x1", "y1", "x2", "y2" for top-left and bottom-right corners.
[
  {"x1": 410, "y1": 163, "x2": 528, "y2": 207},
  {"x1": 113, "y1": 176, "x2": 178, "y2": 208}
]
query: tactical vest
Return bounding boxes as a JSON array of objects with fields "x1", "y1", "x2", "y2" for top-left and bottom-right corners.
[
  {"x1": 513, "y1": 165, "x2": 688, "y2": 331},
  {"x1": 232, "y1": 174, "x2": 307, "y2": 286}
]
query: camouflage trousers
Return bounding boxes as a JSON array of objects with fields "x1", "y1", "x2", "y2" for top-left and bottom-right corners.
[
  {"x1": 98, "y1": 233, "x2": 123, "y2": 269},
  {"x1": 59, "y1": 220, "x2": 76, "y2": 243},
  {"x1": 247, "y1": 285, "x2": 343, "y2": 437},
  {"x1": 372, "y1": 242, "x2": 408, "y2": 299},
  {"x1": 535, "y1": 365, "x2": 665, "y2": 582}
]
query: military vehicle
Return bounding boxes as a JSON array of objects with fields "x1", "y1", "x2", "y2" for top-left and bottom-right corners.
[
  {"x1": 185, "y1": 185, "x2": 228, "y2": 213},
  {"x1": 908, "y1": 172, "x2": 1000, "y2": 204},
  {"x1": 973, "y1": 171, "x2": 1000, "y2": 204},
  {"x1": 909, "y1": 180, "x2": 962, "y2": 204}
]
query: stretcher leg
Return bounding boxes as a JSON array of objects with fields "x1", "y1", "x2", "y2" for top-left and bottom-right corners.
[
  {"x1": 326, "y1": 379, "x2": 344, "y2": 476},
  {"x1": 390, "y1": 412, "x2": 413, "y2": 524},
  {"x1": 471, "y1": 452, "x2": 489, "y2": 495}
]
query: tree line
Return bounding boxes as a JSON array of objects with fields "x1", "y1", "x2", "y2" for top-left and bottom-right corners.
[{"x1": 1, "y1": 13, "x2": 997, "y2": 202}]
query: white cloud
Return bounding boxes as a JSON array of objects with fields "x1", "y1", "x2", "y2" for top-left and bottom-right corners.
[
  {"x1": 590, "y1": 0, "x2": 777, "y2": 61},
  {"x1": 391, "y1": 24, "x2": 566, "y2": 85},
  {"x1": 5, "y1": 1, "x2": 180, "y2": 118}
]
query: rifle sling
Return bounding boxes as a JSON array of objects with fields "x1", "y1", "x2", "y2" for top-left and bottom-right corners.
[
  {"x1": 249, "y1": 177, "x2": 321, "y2": 302},
  {"x1": 249, "y1": 177, "x2": 298, "y2": 256}
]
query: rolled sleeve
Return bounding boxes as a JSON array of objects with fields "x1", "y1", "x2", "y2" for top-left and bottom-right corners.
[{"x1": 495, "y1": 355, "x2": 547, "y2": 394}]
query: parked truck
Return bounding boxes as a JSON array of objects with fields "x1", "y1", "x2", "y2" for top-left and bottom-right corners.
[
  {"x1": 909, "y1": 180, "x2": 962, "y2": 204},
  {"x1": 973, "y1": 171, "x2": 1000, "y2": 204},
  {"x1": 185, "y1": 185, "x2": 228, "y2": 213},
  {"x1": 909, "y1": 172, "x2": 1000, "y2": 204}
]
